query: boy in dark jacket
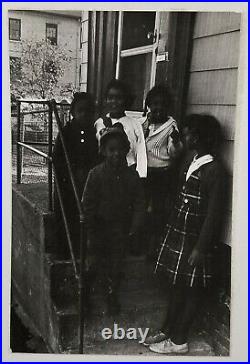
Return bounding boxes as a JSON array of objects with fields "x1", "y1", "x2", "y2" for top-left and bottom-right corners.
[
  {"x1": 82, "y1": 124, "x2": 145, "y2": 315},
  {"x1": 53, "y1": 92, "x2": 99, "y2": 258}
]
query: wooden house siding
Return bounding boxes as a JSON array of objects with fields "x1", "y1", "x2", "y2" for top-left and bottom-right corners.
[{"x1": 186, "y1": 12, "x2": 241, "y2": 246}]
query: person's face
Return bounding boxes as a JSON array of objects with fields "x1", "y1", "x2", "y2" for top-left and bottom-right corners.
[
  {"x1": 73, "y1": 100, "x2": 92, "y2": 128},
  {"x1": 103, "y1": 137, "x2": 127, "y2": 168},
  {"x1": 148, "y1": 95, "x2": 168, "y2": 123},
  {"x1": 106, "y1": 88, "x2": 126, "y2": 116},
  {"x1": 182, "y1": 127, "x2": 198, "y2": 151}
]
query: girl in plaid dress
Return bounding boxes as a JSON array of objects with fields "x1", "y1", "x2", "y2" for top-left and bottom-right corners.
[{"x1": 144, "y1": 114, "x2": 225, "y2": 354}]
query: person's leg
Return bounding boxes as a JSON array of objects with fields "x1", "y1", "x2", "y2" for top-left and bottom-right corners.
[
  {"x1": 171, "y1": 286, "x2": 205, "y2": 344},
  {"x1": 143, "y1": 283, "x2": 185, "y2": 346},
  {"x1": 105, "y1": 225, "x2": 126, "y2": 315},
  {"x1": 161, "y1": 284, "x2": 186, "y2": 336},
  {"x1": 53, "y1": 187, "x2": 71, "y2": 258}
]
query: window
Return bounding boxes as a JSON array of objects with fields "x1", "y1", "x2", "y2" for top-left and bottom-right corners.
[
  {"x1": 10, "y1": 57, "x2": 21, "y2": 81},
  {"x1": 9, "y1": 18, "x2": 21, "y2": 41},
  {"x1": 116, "y1": 12, "x2": 160, "y2": 111},
  {"x1": 46, "y1": 23, "x2": 57, "y2": 45}
]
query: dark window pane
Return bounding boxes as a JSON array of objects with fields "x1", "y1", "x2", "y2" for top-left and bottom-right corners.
[
  {"x1": 9, "y1": 18, "x2": 21, "y2": 41},
  {"x1": 120, "y1": 53, "x2": 152, "y2": 111},
  {"x1": 46, "y1": 23, "x2": 57, "y2": 45},
  {"x1": 122, "y1": 12, "x2": 155, "y2": 50}
]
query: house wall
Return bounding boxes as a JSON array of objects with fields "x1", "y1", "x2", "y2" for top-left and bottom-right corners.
[
  {"x1": 186, "y1": 12, "x2": 241, "y2": 246},
  {"x1": 8, "y1": 10, "x2": 81, "y2": 97}
]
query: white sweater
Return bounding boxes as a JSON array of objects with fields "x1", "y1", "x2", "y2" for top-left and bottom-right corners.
[{"x1": 95, "y1": 114, "x2": 147, "y2": 178}]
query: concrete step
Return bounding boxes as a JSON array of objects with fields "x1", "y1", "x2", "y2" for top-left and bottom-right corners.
[
  {"x1": 45, "y1": 253, "x2": 161, "y2": 308},
  {"x1": 46, "y1": 253, "x2": 168, "y2": 352},
  {"x1": 54, "y1": 300, "x2": 168, "y2": 352},
  {"x1": 68, "y1": 334, "x2": 215, "y2": 356}
]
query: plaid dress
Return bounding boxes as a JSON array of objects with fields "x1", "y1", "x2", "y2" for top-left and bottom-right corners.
[{"x1": 155, "y1": 167, "x2": 214, "y2": 288}]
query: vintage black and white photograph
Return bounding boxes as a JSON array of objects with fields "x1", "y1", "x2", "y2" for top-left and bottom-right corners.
[{"x1": 3, "y1": 2, "x2": 247, "y2": 360}]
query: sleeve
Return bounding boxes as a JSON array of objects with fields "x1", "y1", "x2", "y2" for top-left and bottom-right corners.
[
  {"x1": 130, "y1": 173, "x2": 146, "y2": 234},
  {"x1": 134, "y1": 121, "x2": 147, "y2": 178},
  {"x1": 52, "y1": 131, "x2": 65, "y2": 181},
  {"x1": 167, "y1": 121, "x2": 183, "y2": 159},
  {"x1": 196, "y1": 166, "x2": 226, "y2": 253},
  {"x1": 94, "y1": 118, "x2": 105, "y2": 142},
  {"x1": 81, "y1": 169, "x2": 99, "y2": 235}
]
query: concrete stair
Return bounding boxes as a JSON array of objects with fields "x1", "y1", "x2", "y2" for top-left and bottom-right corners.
[{"x1": 44, "y1": 252, "x2": 214, "y2": 355}]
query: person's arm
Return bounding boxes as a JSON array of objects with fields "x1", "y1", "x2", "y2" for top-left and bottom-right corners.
[
  {"x1": 188, "y1": 166, "x2": 225, "y2": 266},
  {"x1": 134, "y1": 121, "x2": 147, "y2": 178},
  {"x1": 95, "y1": 118, "x2": 105, "y2": 142},
  {"x1": 167, "y1": 124, "x2": 183, "y2": 159},
  {"x1": 52, "y1": 130, "x2": 67, "y2": 182}
]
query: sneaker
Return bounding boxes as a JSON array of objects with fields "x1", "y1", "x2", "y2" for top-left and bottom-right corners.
[
  {"x1": 149, "y1": 338, "x2": 189, "y2": 354},
  {"x1": 142, "y1": 330, "x2": 167, "y2": 346}
]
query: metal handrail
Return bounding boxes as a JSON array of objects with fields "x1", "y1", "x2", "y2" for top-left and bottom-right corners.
[
  {"x1": 17, "y1": 142, "x2": 52, "y2": 160},
  {"x1": 49, "y1": 100, "x2": 86, "y2": 354},
  {"x1": 16, "y1": 99, "x2": 86, "y2": 354},
  {"x1": 50, "y1": 100, "x2": 83, "y2": 216},
  {"x1": 15, "y1": 141, "x2": 79, "y2": 280},
  {"x1": 53, "y1": 168, "x2": 79, "y2": 278}
]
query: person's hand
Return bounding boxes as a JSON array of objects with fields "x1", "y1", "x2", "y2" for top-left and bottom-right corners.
[
  {"x1": 188, "y1": 247, "x2": 203, "y2": 266},
  {"x1": 170, "y1": 127, "x2": 180, "y2": 144}
]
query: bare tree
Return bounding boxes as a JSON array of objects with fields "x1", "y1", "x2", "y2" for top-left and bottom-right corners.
[{"x1": 10, "y1": 38, "x2": 75, "y2": 102}]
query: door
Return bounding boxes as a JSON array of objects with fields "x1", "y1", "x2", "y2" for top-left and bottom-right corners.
[{"x1": 115, "y1": 11, "x2": 160, "y2": 112}]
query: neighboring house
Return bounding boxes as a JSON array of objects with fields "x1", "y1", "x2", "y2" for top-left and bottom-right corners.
[{"x1": 8, "y1": 10, "x2": 82, "y2": 98}]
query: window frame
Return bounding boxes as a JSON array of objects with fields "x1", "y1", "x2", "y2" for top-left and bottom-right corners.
[
  {"x1": 46, "y1": 23, "x2": 58, "y2": 45},
  {"x1": 115, "y1": 11, "x2": 160, "y2": 87},
  {"x1": 115, "y1": 11, "x2": 160, "y2": 113},
  {"x1": 9, "y1": 18, "x2": 21, "y2": 41}
]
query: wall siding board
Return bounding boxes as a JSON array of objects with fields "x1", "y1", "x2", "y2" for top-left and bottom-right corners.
[
  {"x1": 187, "y1": 69, "x2": 238, "y2": 106},
  {"x1": 186, "y1": 13, "x2": 241, "y2": 247},
  {"x1": 186, "y1": 104, "x2": 236, "y2": 141},
  {"x1": 220, "y1": 211, "x2": 232, "y2": 246},
  {"x1": 219, "y1": 140, "x2": 234, "y2": 176},
  {"x1": 193, "y1": 12, "x2": 241, "y2": 38},
  {"x1": 190, "y1": 32, "x2": 240, "y2": 71}
]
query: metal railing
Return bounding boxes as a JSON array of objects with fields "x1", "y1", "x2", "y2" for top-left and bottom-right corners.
[{"x1": 15, "y1": 99, "x2": 86, "y2": 353}]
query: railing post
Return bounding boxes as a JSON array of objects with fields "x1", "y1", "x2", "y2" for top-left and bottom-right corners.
[
  {"x1": 16, "y1": 101, "x2": 22, "y2": 184},
  {"x1": 48, "y1": 103, "x2": 53, "y2": 211},
  {"x1": 79, "y1": 216, "x2": 86, "y2": 354}
]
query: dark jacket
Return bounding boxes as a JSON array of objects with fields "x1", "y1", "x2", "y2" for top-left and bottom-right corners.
[
  {"x1": 82, "y1": 161, "x2": 146, "y2": 242},
  {"x1": 52, "y1": 121, "x2": 99, "y2": 198},
  {"x1": 174, "y1": 154, "x2": 226, "y2": 253}
]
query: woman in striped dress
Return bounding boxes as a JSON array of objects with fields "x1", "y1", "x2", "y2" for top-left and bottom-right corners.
[
  {"x1": 144, "y1": 114, "x2": 226, "y2": 354},
  {"x1": 142, "y1": 85, "x2": 183, "y2": 258}
]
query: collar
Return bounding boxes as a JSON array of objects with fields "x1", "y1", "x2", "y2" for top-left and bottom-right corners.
[
  {"x1": 186, "y1": 154, "x2": 214, "y2": 181},
  {"x1": 146, "y1": 116, "x2": 176, "y2": 139}
]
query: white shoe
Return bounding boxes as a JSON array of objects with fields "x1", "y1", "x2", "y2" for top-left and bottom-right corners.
[
  {"x1": 142, "y1": 331, "x2": 167, "y2": 346},
  {"x1": 149, "y1": 338, "x2": 189, "y2": 354}
]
